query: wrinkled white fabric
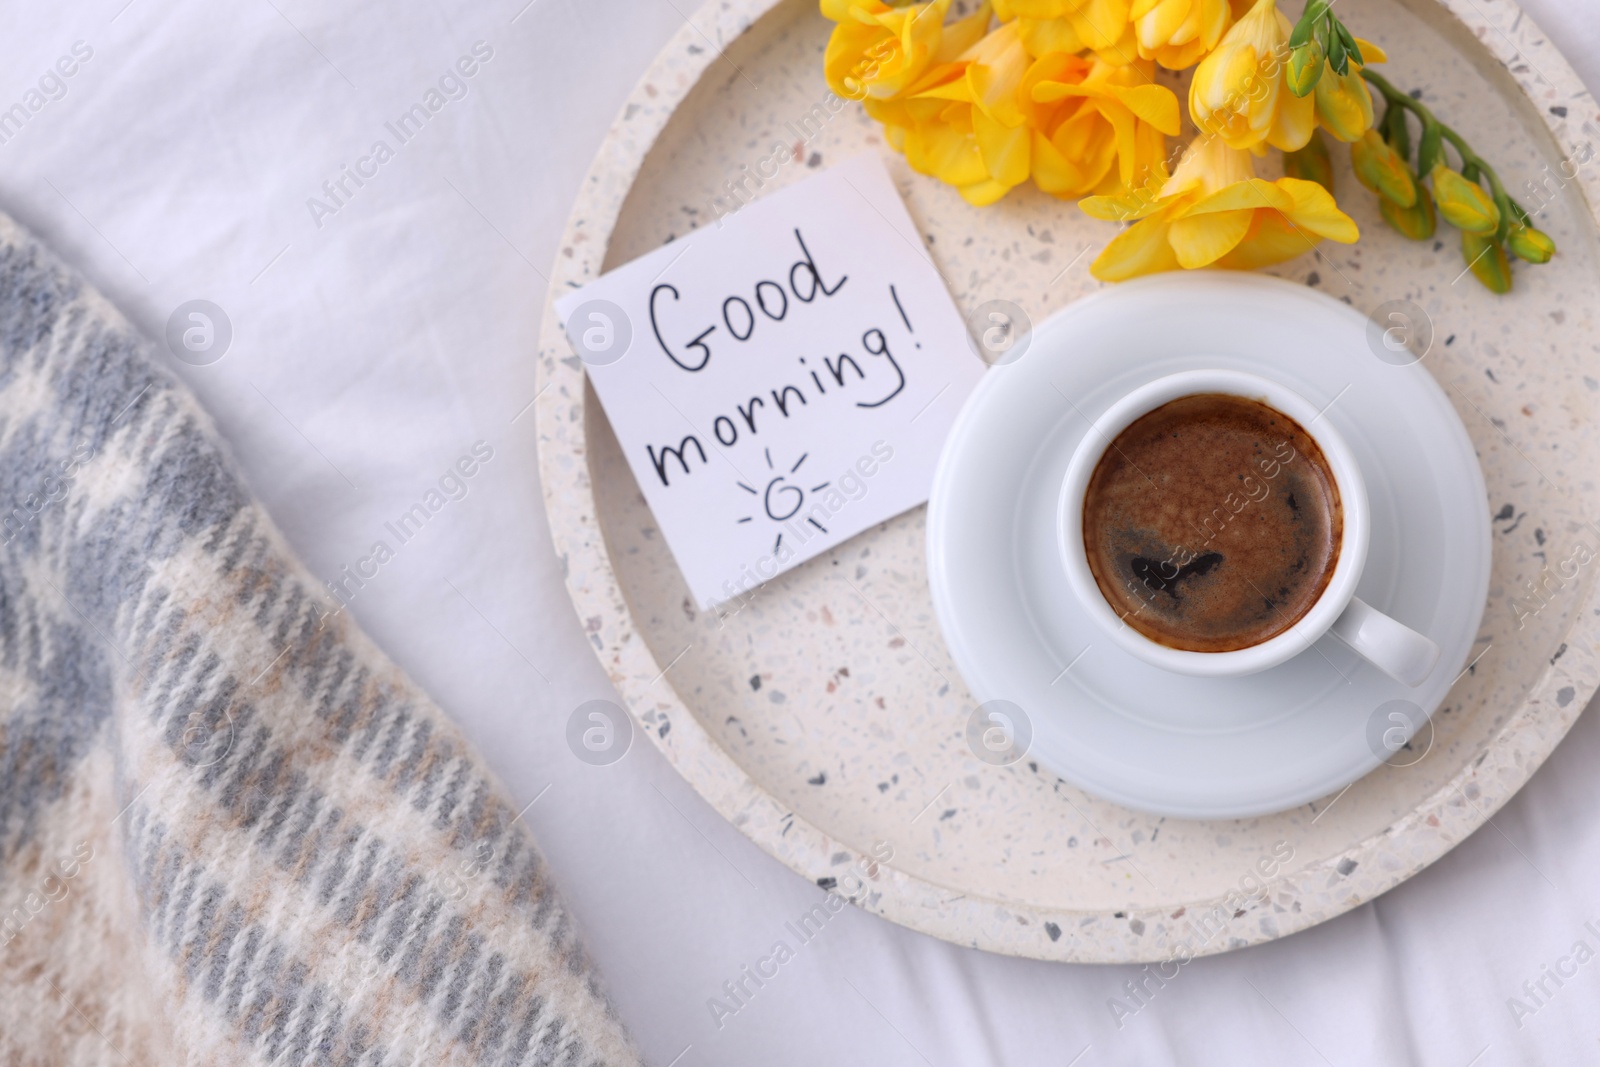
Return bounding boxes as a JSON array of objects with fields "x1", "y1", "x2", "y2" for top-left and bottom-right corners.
[{"x1": 4, "y1": 0, "x2": 1596, "y2": 1063}]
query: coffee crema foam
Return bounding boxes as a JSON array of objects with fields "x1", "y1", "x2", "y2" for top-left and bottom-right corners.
[{"x1": 1082, "y1": 393, "x2": 1343, "y2": 653}]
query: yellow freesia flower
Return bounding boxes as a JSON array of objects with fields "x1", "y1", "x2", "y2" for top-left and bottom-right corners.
[
  {"x1": 1187, "y1": 0, "x2": 1313, "y2": 154},
  {"x1": 1027, "y1": 54, "x2": 1180, "y2": 197},
  {"x1": 822, "y1": 0, "x2": 987, "y2": 102},
  {"x1": 993, "y1": 0, "x2": 1138, "y2": 63},
  {"x1": 874, "y1": 20, "x2": 1035, "y2": 205},
  {"x1": 1129, "y1": 0, "x2": 1234, "y2": 70},
  {"x1": 1312, "y1": 38, "x2": 1384, "y2": 141},
  {"x1": 1078, "y1": 134, "x2": 1358, "y2": 279}
]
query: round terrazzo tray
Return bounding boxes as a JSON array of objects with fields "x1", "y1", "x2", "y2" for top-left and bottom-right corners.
[{"x1": 536, "y1": 0, "x2": 1600, "y2": 962}]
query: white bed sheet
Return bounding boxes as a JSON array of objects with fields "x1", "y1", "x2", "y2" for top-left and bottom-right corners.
[{"x1": 6, "y1": 0, "x2": 1599, "y2": 1062}]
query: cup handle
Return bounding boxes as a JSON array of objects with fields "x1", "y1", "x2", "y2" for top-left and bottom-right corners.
[{"x1": 1328, "y1": 596, "x2": 1441, "y2": 687}]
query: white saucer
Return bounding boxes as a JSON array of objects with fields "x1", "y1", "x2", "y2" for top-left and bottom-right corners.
[{"x1": 927, "y1": 272, "x2": 1491, "y2": 819}]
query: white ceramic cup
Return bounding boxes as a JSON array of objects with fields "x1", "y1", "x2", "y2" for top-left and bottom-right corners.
[{"x1": 1057, "y1": 370, "x2": 1440, "y2": 685}]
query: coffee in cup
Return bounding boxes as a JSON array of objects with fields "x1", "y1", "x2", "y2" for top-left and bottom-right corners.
[
  {"x1": 1059, "y1": 370, "x2": 1440, "y2": 684},
  {"x1": 1080, "y1": 392, "x2": 1343, "y2": 653}
]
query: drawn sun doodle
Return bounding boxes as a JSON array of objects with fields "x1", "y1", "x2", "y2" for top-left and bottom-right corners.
[{"x1": 736, "y1": 447, "x2": 831, "y2": 553}]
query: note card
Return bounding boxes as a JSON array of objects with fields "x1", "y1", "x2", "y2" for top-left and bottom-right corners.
[{"x1": 555, "y1": 152, "x2": 984, "y2": 608}]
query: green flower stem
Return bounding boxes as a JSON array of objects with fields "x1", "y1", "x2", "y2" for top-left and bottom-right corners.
[{"x1": 1360, "y1": 68, "x2": 1519, "y2": 242}]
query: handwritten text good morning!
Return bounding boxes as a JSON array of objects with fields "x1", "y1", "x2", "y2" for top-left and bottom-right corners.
[{"x1": 556, "y1": 153, "x2": 983, "y2": 607}]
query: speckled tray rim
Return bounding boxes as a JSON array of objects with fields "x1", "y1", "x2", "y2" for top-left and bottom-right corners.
[{"x1": 535, "y1": 0, "x2": 1600, "y2": 963}]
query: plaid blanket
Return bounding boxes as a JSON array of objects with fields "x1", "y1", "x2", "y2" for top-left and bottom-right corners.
[{"x1": 0, "y1": 213, "x2": 639, "y2": 1067}]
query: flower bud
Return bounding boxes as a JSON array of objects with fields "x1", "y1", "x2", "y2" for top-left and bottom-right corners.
[
  {"x1": 1313, "y1": 62, "x2": 1374, "y2": 141},
  {"x1": 1380, "y1": 182, "x2": 1435, "y2": 241},
  {"x1": 1462, "y1": 231, "x2": 1511, "y2": 294},
  {"x1": 1282, "y1": 129, "x2": 1333, "y2": 193},
  {"x1": 1431, "y1": 165, "x2": 1500, "y2": 235},
  {"x1": 1286, "y1": 41, "x2": 1323, "y2": 96},
  {"x1": 1350, "y1": 129, "x2": 1416, "y2": 207},
  {"x1": 1507, "y1": 223, "x2": 1555, "y2": 264}
]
